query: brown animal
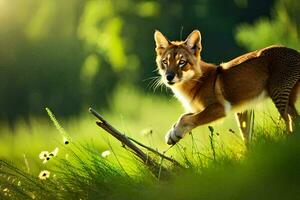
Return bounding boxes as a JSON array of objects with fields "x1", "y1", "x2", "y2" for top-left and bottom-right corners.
[{"x1": 154, "y1": 30, "x2": 300, "y2": 145}]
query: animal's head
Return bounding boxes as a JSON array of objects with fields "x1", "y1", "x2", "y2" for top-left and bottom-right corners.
[{"x1": 154, "y1": 30, "x2": 202, "y2": 87}]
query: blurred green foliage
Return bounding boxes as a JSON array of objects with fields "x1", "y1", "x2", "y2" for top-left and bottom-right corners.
[
  {"x1": 236, "y1": 0, "x2": 300, "y2": 50},
  {"x1": 0, "y1": 0, "x2": 276, "y2": 122}
]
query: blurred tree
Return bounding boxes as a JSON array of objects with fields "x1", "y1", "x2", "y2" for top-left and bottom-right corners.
[
  {"x1": 236, "y1": 0, "x2": 300, "y2": 51},
  {"x1": 78, "y1": 0, "x2": 274, "y2": 90},
  {"x1": 0, "y1": 0, "x2": 275, "y2": 123},
  {"x1": 0, "y1": 0, "x2": 86, "y2": 122}
]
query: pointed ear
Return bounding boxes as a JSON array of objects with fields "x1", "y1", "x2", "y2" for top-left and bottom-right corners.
[
  {"x1": 185, "y1": 30, "x2": 202, "y2": 52},
  {"x1": 154, "y1": 30, "x2": 170, "y2": 51}
]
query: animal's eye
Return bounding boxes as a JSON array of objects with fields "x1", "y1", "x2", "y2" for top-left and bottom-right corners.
[
  {"x1": 162, "y1": 60, "x2": 168, "y2": 65},
  {"x1": 178, "y1": 60, "x2": 187, "y2": 67}
]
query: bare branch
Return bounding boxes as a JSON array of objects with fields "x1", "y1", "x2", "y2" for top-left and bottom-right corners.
[
  {"x1": 89, "y1": 107, "x2": 182, "y2": 179},
  {"x1": 126, "y1": 136, "x2": 181, "y2": 166}
]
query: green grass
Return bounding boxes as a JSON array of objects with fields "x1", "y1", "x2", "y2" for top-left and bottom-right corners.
[
  {"x1": 0, "y1": 85, "x2": 298, "y2": 199},
  {"x1": 1, "y1": 131, "x2": 300, "y2": 200}
]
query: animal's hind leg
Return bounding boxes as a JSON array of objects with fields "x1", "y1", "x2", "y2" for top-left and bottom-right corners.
[
  {"x1": 235, "y1": 110, "x2": 255, "y2": 146},
  {"x1": 270, "y1": 91, "x2": 291, "y2": 132},
  {"x1": 285, "y1": 105, "x2": 298, "y2": 132},
  {"x1": 270, "y1": 85, "x2": 298, "y2": 133},
  {"x1": 286, "y1": 82, "x2": 300, "y2": 131}
]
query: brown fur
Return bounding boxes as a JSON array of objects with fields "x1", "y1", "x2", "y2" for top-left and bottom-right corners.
[{"x1": 154, "y1": 30, "x2": 300, "y2": 145}]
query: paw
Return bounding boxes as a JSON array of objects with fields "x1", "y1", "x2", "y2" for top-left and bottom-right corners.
[
  {"x1": 165, "y1": 125, "x2": 183, "y2": 145},
  {"x1": 165, "y1": 114, "x2": 194, "y2": 145},
  {"x1": 165, "y1": 123, "x2": 192, "y2": 145}
]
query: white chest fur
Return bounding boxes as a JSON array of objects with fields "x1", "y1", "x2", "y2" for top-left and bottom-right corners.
[
  {"x1": 172, "y1": 88, "x2": 192, "y2": 112},
  {"x1": 171, "y1": 87, "x2": 202, "y2": 113}
]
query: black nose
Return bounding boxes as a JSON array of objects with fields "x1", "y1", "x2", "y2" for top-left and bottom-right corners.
[{"x1": 166, "y1": 72, "x2": 175, "y2": 81}]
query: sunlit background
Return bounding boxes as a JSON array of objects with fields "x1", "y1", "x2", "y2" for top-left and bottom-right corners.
[
  {"x1": 2, "y1": 0, "x2": 296, "y2": 120},
  {"x1": 0, "y1": 0, "x2": 299, "y2": 166},
  {"x1": 0, "y1": 0, "x2": 300, "y2": 199}
]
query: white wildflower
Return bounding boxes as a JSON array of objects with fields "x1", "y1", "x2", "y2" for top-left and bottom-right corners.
[
  {"x1": 38, "y1": 170, "x2": 50, "y2": 180},
  {"x1": 63, "y1": 137, "x2": 69, "y2": 145},
  {"x1": 39, "y1": 151, "x2": 49, "y2": 160},
  {"x1": 140, "y1": 128, "x2": 153, "y2": 136},
  {"x1": 49, "y1": 147, "x2": 59, "y2": 157},
  {"x1": 101, "y1": 150, "x2": 110, "y2": 158}
]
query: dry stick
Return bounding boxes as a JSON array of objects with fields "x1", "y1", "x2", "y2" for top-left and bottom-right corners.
[
  {"x1": 89, "y1": 107, "x2": 182, "y2": 178},
  {"x1": 126, "y1": 136, "x2": 181, "y2": 166},
  {"x1": 89, "y1": 107, "x2": 180, "y2": 166}
]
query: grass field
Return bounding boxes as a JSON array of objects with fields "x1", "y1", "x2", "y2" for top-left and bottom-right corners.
[{"x1": 0, "y1": 85, "x2": 299, "y2": 199}]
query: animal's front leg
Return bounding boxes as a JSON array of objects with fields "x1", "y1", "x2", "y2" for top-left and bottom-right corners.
[
  {"x1": 165, "y1": 113, "x2": 194, "y2": 145},
  {"x1": 165, "y1": 103, "x2": 226, "y2": 145}
]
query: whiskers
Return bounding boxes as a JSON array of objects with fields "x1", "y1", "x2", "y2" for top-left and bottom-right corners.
[{"x1": 144, "y1": 76, "x2": 166, "y2": 92}]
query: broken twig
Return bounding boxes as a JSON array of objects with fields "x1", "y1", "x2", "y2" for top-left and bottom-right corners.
[{"x1": 89, "y1": 107, "x2": 182, "y2": 179}]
